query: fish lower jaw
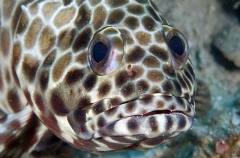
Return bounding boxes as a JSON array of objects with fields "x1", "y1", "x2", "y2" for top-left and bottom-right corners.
[{"x1": 93, "y1": 112, "x2": 194, "y2": 139}]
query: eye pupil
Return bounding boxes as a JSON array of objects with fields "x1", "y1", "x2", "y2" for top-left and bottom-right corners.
[
  {"x1": 169, "y1": 35, "x2": 184, "y2": 56},
  {"x1": 92, "y1": 41, "x2": 108, "y2": 63}
]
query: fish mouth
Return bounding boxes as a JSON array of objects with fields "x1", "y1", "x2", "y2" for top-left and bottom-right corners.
[{"x1": 68, "y1": 93, "x2": 195, "y2": 141}]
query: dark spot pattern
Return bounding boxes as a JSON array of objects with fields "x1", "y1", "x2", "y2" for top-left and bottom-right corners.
[
  {"x1": 140, "y1": 95, "x2": 153, "y2": 104},
  {"x1": 2, "y1": 0, "x2": 15, "y2": 19},
  {"x1": 34, "y1": 93, "x2": 46, "y2": 114},
  {"x1": 126, "y1": 46, "x2": 145, "y2": 63},
  {"x1": 16, "y1": 11, "x2": 28, "y2": 34},
  {"x1": 97, "y1": 116, "x2": 106, "y2": 128},
  {"x1": 67, "y1": 109, "x2": 86, "y2": 132},
  {"x1": 24, "y1": 18, "x2": 43, "y2": 49},
  {"x1": 157, "y1": 100, "x2": 164, "y2": 108},
  {"x1": 22, "y1": 55, "x2": 39, "y2": 82},
  {"x1": 127, "y1": 119, "x2": 139, "y2": 131},
  {"x1": 75, "y1": 4, "x2": 91, "y2": 29},
  {"x1": 4, "y1": 69, "x2": 11, "y2": 84},
  {"x1": 127, "y1": 4, "x2": 144, "y2": 15},
  {"x1": 58, "y1": 29, "x2": 76, "y2": 50},
  {"x1": 83, "y1": 74, "x2": 97, "y2": 91},
  {"x1": 89, "y1": 0, "x2": 101, "y2": 6},
  {"x1": 121, "y1": 83, "x2": 135, "y2": 97},
  {"x1": 105, "y1": 106, "x2": 118, "y2": 116},
  {"x1": 165, "y1": 115, "x2": 173, "y2": 131},
  {"x1": 73, "y1": 27, "x2": 92, "y2": 52},
  {"x1": 124, "y1": 16, "x2": 139, "y2": 30},
  {"x1": 136, "y1": 31, "x2": 151, "y2": 45},
  {"x1": 126, "y1": 102, "x2": 136, "y2": 113},
  {"x1": 12, "y1": 43, "x2": 21, "y2": 69},
  {"x1": 76, "y1": 52, "x2": 87, "y2": 64},
  {"x1": 43, "y1": 50, "x2": 56, "y2": 67},
  {"x1": 39, "y1": 26, "x2": 56, "y2": 55},
  {"x1": 142, "y1": 16, "x2": 156, "y2": 31},
  {"x1": 162, "y1": 81, "x2": 173, "y2": 93},
  {"x1": 7, "y1": 89, "x2": 21, "y2": 112},
  {"x1": 78, "y1": 96, "x2": 91, "y2": 109},
  {"x1": 149, "y1": 45, "x2": 169, "y2": 61},
  {"x1": 1, "y1": 28, "x2": 10, "y2": 56},
  {"x1": 107, "y1": 9, "x2": 125, "y2": 24},
  {"x1": 51, "y1": 91, "x2": 69, "y2": 116},
  {"x1": 12, "y1": 1, "x2": 29, "y2": 34},
  {"x1": 98, "y1": 82, "x2": 111, "y2": 97},
  {"x1": 65, "y1": 69, "x2": 84, "y2": 85},
  {"x1": 92, "y1": 101, "x2": 105, "y2": 115},
  {"x1": 39, "y1": 70, "x2": 49, "y2": 91},
  {"x1": 63, "y1": 0, "x2": 72, "y2": 6},
  {"x1": 53, "y1": 7, "x2": 76, "y2": 28},
  {"x1": 115, "y1": 71, "x2": 129, "y2": 87},
  {"x1": 52, "y1": 53, "x2": 71, "y2": 82},
  {"x1": 178, "y1": 115, "x2": 186, "y2": 129},
  {"x1": 143, "y1": 55, "x2": 160, "y2": 68},
  {"x1": 149, "y1": 116, "x2": 158, "y2": 131},
  {"x1": 93, "y1": 5, "x2": 106, "y2": 29},
  {"x1": 147, "y1": 70, "x2": 164, "y2": 82},
  {"x1": 136, "y1": 80, "x2": 149, "y2": 92},
  {"x1": 106, "y1": 0, "x2": 128, "y2": 7}
]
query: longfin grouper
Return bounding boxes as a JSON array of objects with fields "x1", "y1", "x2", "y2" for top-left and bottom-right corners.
[{"x1": 0, "y1": 0, "x2": 196, "y2": 157}]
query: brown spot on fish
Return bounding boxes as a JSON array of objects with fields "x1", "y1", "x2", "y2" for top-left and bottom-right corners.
[
  {"x1": 52, "y1": 52, "x2": 71, "y2": 82},
  {"x1": 93, "y1": 5, "x2": 106, "y2": 30},
  {"x1": 25, "y1": 18, "x2": 43, "y2": 49},
  {"x1": 54, "y1": 7, "x2": 76, "y2": 28},
  {"x1": 136, "y1": 31, "x2": 151, "y2": 45},
  {"x1": 39, "y1": 26, "x2": 56, "y2": 55},
  {"x1": 22, "y1": 55, "x2": 39, "y2": 82},
  {"x1": 1, "y1": 28, "x2": 10, "y2": 56}
]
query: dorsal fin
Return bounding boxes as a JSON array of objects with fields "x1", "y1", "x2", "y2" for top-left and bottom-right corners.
[{"x1": 0, "y1": 106, "x2": 48, "y2": 158}]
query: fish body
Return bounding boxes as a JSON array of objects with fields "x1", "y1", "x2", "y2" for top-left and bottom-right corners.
[{"x1": 0, "y1": 0, "x2": 196, "y2": 157}]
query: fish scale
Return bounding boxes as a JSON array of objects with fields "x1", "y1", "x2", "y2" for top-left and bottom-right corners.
[{"x1": 0, "y1": 0, "x2": 196, "y2": 157}]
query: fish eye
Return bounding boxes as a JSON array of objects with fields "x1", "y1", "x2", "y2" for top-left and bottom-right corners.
[
  {"x1": 88, "y1": 27, "x2": 124, "y2": 76},
  {"x1": 163, "y1": 25, "x2": 189, "y2": 69},
  {"x1": 92, "y1": 41, "x2": 108, "y2": 63},
  {"x1": 169, "y1": 35, "x2": 184, "y2": 56}
]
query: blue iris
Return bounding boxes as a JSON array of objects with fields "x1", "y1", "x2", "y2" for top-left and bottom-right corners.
[
  {"x1": 92, "y1": 41, "x2": 108, "y2": 63},
  {"x1": 169, "y1": 36, "x2": 184, "y2": 56}
]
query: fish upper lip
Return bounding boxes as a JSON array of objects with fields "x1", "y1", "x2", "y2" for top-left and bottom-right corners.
[
  {"x1": 75, "y1": 92, "x2": 195, "y2": 140},
  {"x1": 131, "y1": 93, "x2": 194, "y2": 118}
]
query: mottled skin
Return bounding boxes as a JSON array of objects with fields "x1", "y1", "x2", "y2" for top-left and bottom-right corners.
[{"x1": 0, "y1": 0, "x2": 196, "y2": 157}]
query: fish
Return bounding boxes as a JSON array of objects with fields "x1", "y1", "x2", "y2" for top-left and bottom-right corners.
[{"x1": 0, "y1": 0, "x2": 196, "y2": 157}]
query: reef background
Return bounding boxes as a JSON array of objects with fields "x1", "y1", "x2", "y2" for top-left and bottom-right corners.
[{"x1": 32, "y1": 0, "x2": 240, "y2": 157}]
